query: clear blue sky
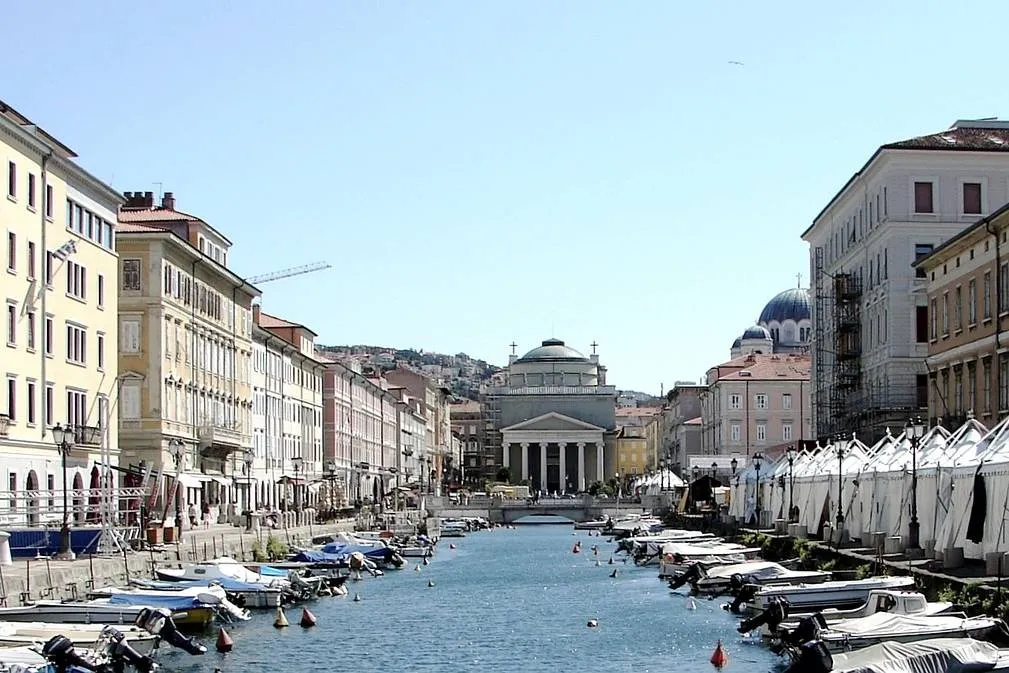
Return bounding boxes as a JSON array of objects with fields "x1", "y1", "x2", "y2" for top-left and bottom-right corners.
[{"x1": 5, "y1": 1, "x2": 1009, "y2": 392}]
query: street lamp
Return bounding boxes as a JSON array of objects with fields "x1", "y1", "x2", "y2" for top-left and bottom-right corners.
[
  {"x1": 244, "y1": 454, "x2": 254, "y2": 512},
  {"x1": 752, "y1": 452, "x2": 764, "y2": 528},
  {"x1": 834, "y1": 434, "x2": 847, "y2": 534},
  {"x1": 659, "y1": 458, "x2": 666, "y2": 492},
  {"x1": 51, "y1": 424, "x2": 75, "y2": 559},
  {"x1": 905, "y1": 416, "x2": 926, "y2": 550},
  {"x1": 786, "y1": 446, "x2": 797, "y2": 522},
  {"x1": 711, "y1": 461, "x2": 718, "y2": 480},
  {"x1": 730, "y1": 457, "x2": 738, "y2": 478},
  {"x1": 615, "y1": 472, "x2": 620, "y2": 506},
  {"x1": 168, "y1": 439, "x2": 184, "y2": 534},
  {"x1": 291, "y1": 456, "x2": 303, "y2": 512}
]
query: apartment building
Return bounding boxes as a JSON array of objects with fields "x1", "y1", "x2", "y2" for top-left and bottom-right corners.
[
  {"x1": 117, "y1": 191, "x2": 259, "y2": 517},
  {"x1": 700, "y1": 353, "x2": 812, "y2": 458},
  {"x1": 450, "y1": 399, "x2": 483, "y2": 486},
  {"x1": 916, "y1": 201, "x2": 1009, "y2": 427},
  {"x1": 802, "y1": 119, "x2": 1009, "y2": 443},
  {"x1": 250, "y1": 306, "x2": 324, "y2": 510},
  {"x1": 661, "y1": 383, "x2": 705, "y2": 473},
  {"x1": 0, "y1": 100, "x2": 122, "y2": 522},
  {"x1": 384, "y1": 367, "x2": 454, "y2": 494},
  {"x1": 614, "y1": 406, "x2": 661, "y2": 477}
]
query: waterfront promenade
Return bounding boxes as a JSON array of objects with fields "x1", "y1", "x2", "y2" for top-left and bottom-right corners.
[{"x1": 0, "y1": 518, "x2": 356, "y2": 607}]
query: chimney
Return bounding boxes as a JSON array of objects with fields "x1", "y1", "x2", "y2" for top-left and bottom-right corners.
[
  {"x1": 122, "y1": 191, "x2": 150, "y2": 208},
  {"x1": 161, "y1": 192, "x2": 175, "y2": 210},
  {"x1": 252, "y1": 304, "x2": 261, "y2": 326},
  {"x1": 144, "y1": 191, "x2": 154, "y2": 207}
]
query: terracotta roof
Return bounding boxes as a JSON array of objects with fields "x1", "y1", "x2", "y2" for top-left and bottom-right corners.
[
  {"x1": 115, "y1": 222, "x2": 165, "y2": 233},
  {"x1": 119, "y1": 207, "x2": 205, "y2": 224},
  {"x1": 257, "y1": 311, "x2": 300, "y2": 329},
  {"x1": 882, "y1": 125, "x2": 1009, "y2": 151},
  {"x1": 718, "y1": 355, "x2": 811, "y2": 382},
  {"x1": 615, "y1": 407, "x2": 662, "y2": 417}
]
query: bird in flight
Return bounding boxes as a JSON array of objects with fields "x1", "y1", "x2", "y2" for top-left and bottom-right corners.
[{"x1": 728, "y1": 61, "x2": 745, "y2": 66}]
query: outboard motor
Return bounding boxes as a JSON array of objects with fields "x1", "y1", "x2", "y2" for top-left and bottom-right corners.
[
  {"x1": 668, "y1": 563, "x2": 702, "y2": 591},
  {"x1": 783, "y1": 640, "x2": 833, "y2": 673},
  {"x1": 136, "y1": 607, "x2": 208, "y2": 655},
  {"x1": 41, "y1": 634, "x2": 95, "y2": 673},
  {"x1": 727, "y1": 582, "x2": 760, "y2": 614},
  {"x1": 785, "y1": 614, "x2": 828, "y2": 647},
  {"x1": 105, "y1": 627, "x2": 159, "y2": 673},
  {"x1": 737, "y1": 597, "x2": 789, "y2": 634}
]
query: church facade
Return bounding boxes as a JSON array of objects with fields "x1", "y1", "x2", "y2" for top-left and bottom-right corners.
[{"x1": 485, "y1": 339, "x2": 617, "y2": 493}]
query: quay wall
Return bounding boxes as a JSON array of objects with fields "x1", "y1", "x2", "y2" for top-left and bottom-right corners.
[{"x1": 0, "y1": 519, "x2": 355, "y2": 606}]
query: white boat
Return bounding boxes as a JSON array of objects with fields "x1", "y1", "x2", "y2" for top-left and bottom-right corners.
[
  {"x1": 155, "y1": 558, "x2": 287, "y2": 608},
  {"x1": 691, "y1": 560, "x2": 830, "y2": 595},
  {"x1": 785, "y1": 637, "x2": 1009, "y2": 673},
  {"x1": 746, "y1": 576, "x2": 916, "y2": 615},
  {"x1": 0, "y1": 598, "x2": 217, "y2": 629},
  {"x1": 0, "y1": 622, "x2": 159, "y2": 655},
  {"x1": 658, "y1": 541, "x2": 762, "y2": 577},
  {"x1": 0, "y1": 644, "x2": 52, "y2": 672},
  {"x1": 573, "y1": 517, "x2": 611, "y2": 530},
  {"x1": 90, "y1": 583, "x2": 251, "y2": 623},
  {"x1": 745, "y1": 590, "x2": 956, "y2": 638},
  {"x1": 788, "y1": 612, "x2": 1003, "y2": 654}
]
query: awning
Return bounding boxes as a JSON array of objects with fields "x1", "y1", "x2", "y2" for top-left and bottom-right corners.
[
  {"x1": 207, "y1": 476, "x2": 230, "y2": 487},
  {"x1": 175, "y1": 473, "x2": 208, "y2": 489},
  {"x1": 276, "y1": 476, "x2": 307, "y2": 485}
]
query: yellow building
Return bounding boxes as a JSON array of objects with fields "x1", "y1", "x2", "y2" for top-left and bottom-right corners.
[
  {"x1": 0, "y1": 100, "x2": 122, "y2": 524},
  {"x1": 614, "y1": 407, "x2": 662, "y2": 479},
  {"x1": 117, "y1": 191, "x2": 260, "y2": 521}
]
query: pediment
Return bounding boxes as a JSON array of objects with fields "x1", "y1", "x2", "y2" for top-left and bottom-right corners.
[{"x1": 502, "y1": 412, "x2": 604, "y2": 433}]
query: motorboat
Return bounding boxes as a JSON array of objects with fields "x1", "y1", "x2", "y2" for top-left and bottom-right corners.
[
  {"x1": 0, "y1": 621, "x2": 159, "y2": 655},
  {"x1": 777, "y1": 612, "x2": 1004, "y2": 655},
  {"x1": 658, "y1": 541, "x2": 762, "y2": 578},
  {"x1": 687, "y1": 560, "x2": 831, "y2": 595},
  {"x1": 618, "y1": 530, "x2": 717, "y2": 556},
  {"x1": 0, "y1": 593, "x2": 220, "y2": 629},
  {"x1": 739, "y1": 590, "x2": 957, "y2": 638},
  {"x1": 440, "y1": 520, "x2": 467, "y2": 538},
  {"x1": 573, "y1": 516, "x2": 611, "y2": 531},
  {"x1": 744, "y1": 576, "x2": 916, "y2": 615},
  {"x1": 90, "y1": 583, "x2": 251, "y2": 623},
  {"x1": 785, "y1": 637, "x2": 1009, "y2": 673},
  {"x1": 154, "y1": 558, "x2": 289, "y2": 607},
  {"x1": 0, "y1": 644, "x2": 53, "y2": 672}
]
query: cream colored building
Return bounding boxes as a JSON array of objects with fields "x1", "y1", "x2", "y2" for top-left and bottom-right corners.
[
  {"x1": 250, "y1": 307, "x2": 324, "y2": 511},
  {"x1": 116, "y1": 192, "x2": 259, "y2": 520},
  {"x1": 385, "y1": 367, "x2": 454, "y2": 494},
  {"x1": 0, "y1": 100, "x2": 122, "y2": 525}
]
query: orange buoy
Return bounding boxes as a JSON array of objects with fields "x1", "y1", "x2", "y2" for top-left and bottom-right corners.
[
  {"x1": 710, "y1": 640, "x2": 728, "y2": 669},
  {"x1": 216, "y1": 627, "x2": 234, "y2": 653},
  {"x1": 300, "y1": 608, "x2": 317, "y2": 628}
]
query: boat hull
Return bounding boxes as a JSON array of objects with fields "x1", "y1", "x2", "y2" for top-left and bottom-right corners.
[{"x1": 0, "y1": 602, "x2": 214, "y2": 629}]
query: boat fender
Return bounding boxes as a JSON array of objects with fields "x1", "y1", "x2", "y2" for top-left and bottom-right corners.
[{"x1": 783, "y1": 641, "x2": 832, "y2": 673}]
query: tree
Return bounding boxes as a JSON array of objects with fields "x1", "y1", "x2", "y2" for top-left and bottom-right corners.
[{"x1": 495, "y1": 467, "x2": 511, "y2": 483}]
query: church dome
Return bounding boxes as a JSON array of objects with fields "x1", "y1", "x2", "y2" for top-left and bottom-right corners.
[
  {"x1": 516, "y1": 338, "x2": 589, "y2": 363},
  {"x1": 758, "y1": 288, "x2": 811, "y2": 324},
  {"x1": 741, "y1": 325, "x2": 772, "y2": 341},
  {"x1": 731, "y1": 337, "x2": 742, "y2": 348}
]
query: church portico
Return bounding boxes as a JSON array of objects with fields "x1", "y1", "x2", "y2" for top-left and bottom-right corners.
[{"x1": 502, "y1": 412, "x2": 607, "y2": 493}]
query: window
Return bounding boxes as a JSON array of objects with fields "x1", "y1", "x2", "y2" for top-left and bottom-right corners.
[
  {"x1": 26, "y1": 380, "x2": 35, "y2": 425},
  {"x1": 66, "y1": 323, "x2": 86, "y2": 365},
  {"x1": 44, "y1": 315, "x2": 53, "y2": 356},
  {"x1": 782, "y1": 393, "x2": 792, "y2": 410},
  {"x1": 27, "y1": 173, "x2": 35, "y2": 209},
  {"x1": 6, "y1": 232, "x2": 13, "y2": 272},
  {"x1": 985, "y1": 271, "x2": 993, "y2": 319},
  {"x1": 44, "y1": 384, "x2": 53, "y2": 425},
  {"x1": 26, "y1": 241, "x2": 35, "y2": 280},
  {"x1": 782, "y1": 423, "x2": 793, "y2": 441},
  {"x1": 67, "y1": 389, "x2": 86, "y2": 426},
  {"x1": 46, "y1": 475, "x2": 53, "y2": 509},
  {"x1": 26, "y1": 311, "x2": 34, "y2": 351},
  {"x1": 97, "y1": 333, "x2": 105, "y2": 370},
  {"x1": 66, "y1": 261, "x2": 86, "y2": 300},
  {"x1": 1002, "y1": 262, "x2": 1009, "y2": 313},
  {"x1": 1001, "y1": 355, "x2": 1009, "y2": 411},
  {"x1": 929, "y1": 298, "x2": 937, "y2": 339},
  {"x1": 914, "y1": 181, "x2": 934, "y2": 213},
  {"x1": 121, "y1": 382, "x2": 140, "y2": 420},
  {"x1": 969, "y1": 278, "x2": 977, "y2": 325},
  {"x1": 756, "y1": 423, "x2": 767, "y2": 443},
  {"x1": 6, "y1": 161, "x2": 15, "y2": 198},
  {"x1": 97, "y1": 274, "x2": 104, "y2": 308},
  {"x1": 728, "y1": 393, "x2": 741, "y2": 410},
  {"x1": 964, "y1": 182, "x2": 983, "y2": 215},
  {"x1": 122, "y1": 259, "x2": 141, "y2": 292},
  {"x1": 6, "y1": 302, "x2": 15, "y2": 346},
  {"x1": 44, "y1": 184, "x2": 52, "y2": 219},
  {"x1": 942, "y1": 293, "x2": 949, "y2": 335},
  {"x1": 121, "y1": 318, "x2": 141, "y2": 353},
  {"x1": 954, "y1": 367, "x2": 963, "y2": 412},
  {"x1": 729, "y1": 424, "x2": 740, "y2": 442},
  {"x1": 914, "y1": 244, "x2": 934, "y2": 278},
  {"x1": 916, "y1": 305, "x2": 928, "y2": 343},
  {"x1": 6, "y1": 376, "x2": 14, "y2": 420},
  {"x1": 967, "y1": 363, "x2": 977, "y2": 413},
  {"x1": 44, "y1": 250, "x2": 53, "y2": 285},
  {"x1": 955, "y1": 286, "x2": 962, "y2": 330},
  {"x1": 754, "y1": 394, "x2": 768, "y2": 409}
]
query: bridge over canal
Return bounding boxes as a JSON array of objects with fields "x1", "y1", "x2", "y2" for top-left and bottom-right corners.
[{"x1": 430, "y1": 496, "x2": 650, "y2": 524}]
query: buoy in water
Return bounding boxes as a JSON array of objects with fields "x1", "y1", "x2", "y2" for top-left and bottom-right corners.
[
  {"x1": 587, "y1": 618, "x2": 599, "y2": 628},
  {"x1": 300, "y1": 608, "x2": 317, "y2": 628},
  {"x1": 449, "y1": 543, "x2": 457, "y2": 550},
  {"x1": 427, "y1": 579, "x2": 435, "y2": 588},
  {"x1": 594, "y1": 560, "x2": 600, "y2": 567},
  {"x1": 609, "y1": 569, "x2": 618, "y2": 578},
  {"x1": 572, "y1": 544, "x2": 581, "y2": 554},
  {"x1": 686, "y1": 597, "x2": 697, "y2": 610},
  {"x1": 710, "y1": 640, "x2": 728, "y2": 669},
  {"x1": 273, "y1": 607, "x2": 289, "y2": 628},
  {"x1": 353, "y1": 593, "x2": 362, "y2": 602},
  {"x1": 414, "y1": 564, "x2": 422, "y2": 571},
  {"x1": 423, "y1": 557, "x2": 430, "y2": 565},
  {"x1": 608, "y1": 557, "x2": 614, "y2": 565},
  {"x1": 215, "y1": 627, "x2": 234, "y2": 653}
]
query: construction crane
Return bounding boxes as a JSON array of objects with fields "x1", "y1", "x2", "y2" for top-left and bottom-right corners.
[{"x1": 247, "y1": 261, "x2": 331, "y2": 285}]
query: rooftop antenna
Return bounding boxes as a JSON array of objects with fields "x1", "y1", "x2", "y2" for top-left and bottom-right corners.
[{"x1": 796, "y1": 272, "x2": 803, "y2": 288}]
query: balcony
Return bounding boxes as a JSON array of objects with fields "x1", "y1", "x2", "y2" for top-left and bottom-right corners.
[
  {"x1": 72, "y1": 425, "x2": 101, "y2": 446},
  {"x1": 198, "y1": 422, "x2": 248, "y2": 450}
]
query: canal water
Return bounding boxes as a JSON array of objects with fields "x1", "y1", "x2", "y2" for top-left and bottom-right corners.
[{"x1": 160, "y1": 521, "x2": 782, "y2": 673}]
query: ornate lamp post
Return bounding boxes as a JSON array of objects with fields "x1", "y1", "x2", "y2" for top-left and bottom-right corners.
[
  {"x1": 752, "y1": 452, "x2": 764, "y2": 527},
  {"x1": 244, "y1": 454, "x2": 254, "y2": 512},
  {"x1": 786, "y1": 446, "x2": 797, "y2": 522},
  {"x1": 905, "y1": 416, "x2": 925, "y2": 550},
  {"x1": 291, "y1": 456, "x2": 303, "y2": 512},
  {"x1": 51, "y1": 424, "x2": 75, "y2": 559},
  {"x1": 659, "y1": 458, "x2": 666, "y2": 492},
  {"x1": 168, "y1": 439, "x2": 184, "y2": 533},
  {"x1": 834, "y1": 434, "x2": 846, "y2": 534}
]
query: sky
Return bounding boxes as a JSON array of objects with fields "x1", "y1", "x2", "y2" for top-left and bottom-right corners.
[{"x1": 5, "y1": 1, "x2": 1009, "y2": 393}]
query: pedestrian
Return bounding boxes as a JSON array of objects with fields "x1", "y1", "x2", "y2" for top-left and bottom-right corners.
[
  {"x1": 201, "y1": 500, "x2": 211, "y2": 528},
  {"x1": 188, "y1": 502, "x2": 198, "y2": 529}
]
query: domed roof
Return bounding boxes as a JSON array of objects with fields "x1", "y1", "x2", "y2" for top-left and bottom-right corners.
[
  {"x1": 515, "y1": 338, "x2": 589, "y2": 363},
  {"x1": 731, "y1": 337, "x2": 742, "y2": 348},
  {"x1": 741, "y1": 325, "x2": 772, "y2": 341},
  {"x1": 759, "y1": 288, "x2": 811, "y2": 324}
]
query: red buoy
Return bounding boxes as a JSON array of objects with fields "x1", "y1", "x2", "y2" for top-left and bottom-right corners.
[
  {"x1": 300, "y1": 608, "x2": 317, "y2": 628},
  {"x1": 710, "y1": 640, "x2": 727, "y2": 669},
  {"x1": 572, "y1": 544, "x2": 581, "y2": 554},
  {"x1": 216, "y1": 627, "x2": 234, "y2": 653}
]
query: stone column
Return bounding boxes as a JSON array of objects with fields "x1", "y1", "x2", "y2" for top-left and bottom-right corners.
[
  {"x1": 559, "y1": 442, "x2": 567, "y2": 493},
  {"x1": 540, "y1": 443, "x2": 548, "y2": 493},
  {"x1": 596, "y1": 442, "x2": 604, "y2": 483},
  {"x1": 520, "y1": 443, "x2": 530, "y2": 482},
  {"x1": 502, "y1": 442, "x2": 510, "y2": 470},
  {"x1": 577, "y1": 442, "x2": 586, "y2": 492}
]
